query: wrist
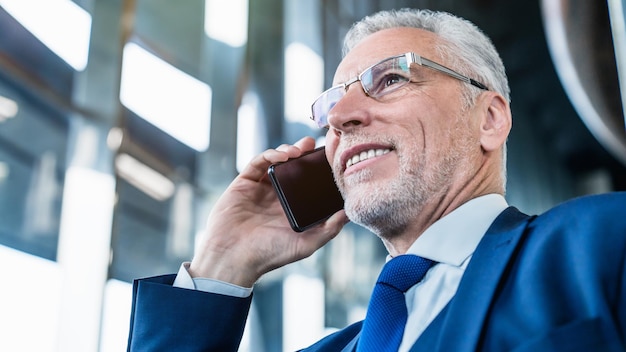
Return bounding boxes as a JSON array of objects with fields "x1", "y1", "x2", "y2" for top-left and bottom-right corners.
[{"x1": 188, "y1": 256, "x2": 260, "y2": 288}]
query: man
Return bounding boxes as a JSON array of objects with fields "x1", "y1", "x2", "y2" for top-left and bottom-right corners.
[{"x1": 127, "y1": 8, "x2": 626, "y2": 351}]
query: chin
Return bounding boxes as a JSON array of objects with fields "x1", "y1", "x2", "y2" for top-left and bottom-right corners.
[{"x1": 344, "y1": 191, "x2": 413, "y2": 237}]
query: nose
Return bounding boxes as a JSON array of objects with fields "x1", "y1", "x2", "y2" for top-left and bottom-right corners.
[{"x1": 327, "y1": 81, "x2": 372, "y2": 133}]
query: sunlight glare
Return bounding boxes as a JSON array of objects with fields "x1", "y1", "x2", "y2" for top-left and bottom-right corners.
[
  {"x1": 205, "y1": 0, "x2": 248, "y2": 47},
  {"x1": 120, "y1": 42, "x2": 212, "y2": 152},
  {"x1": 0, "y1": 0, "x2": 92, "y2": 70}
]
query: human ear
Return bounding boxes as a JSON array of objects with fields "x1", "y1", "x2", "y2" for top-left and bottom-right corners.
[{"x1": 479, "y1": 93, "x2": 512, "y2": 152}]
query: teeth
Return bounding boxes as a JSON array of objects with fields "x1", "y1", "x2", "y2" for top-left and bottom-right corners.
[{"x1": 346, "y1": 148, "x2": 390, "y2": 169}]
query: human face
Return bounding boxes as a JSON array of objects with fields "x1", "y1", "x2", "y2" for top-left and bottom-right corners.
[{"x1": 324, "y1": 27, "x2": 482, "y2": 237}]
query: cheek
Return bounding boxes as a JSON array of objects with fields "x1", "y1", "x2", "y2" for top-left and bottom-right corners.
[
  {"x1": 400, "y1": 119, "x2": 459, "y2": 171},
  {"x1": 324, "y1": 130, "x2": 340, "y2": 166}
]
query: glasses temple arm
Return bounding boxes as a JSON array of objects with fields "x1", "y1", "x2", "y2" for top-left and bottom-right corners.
[{"x1": 412, "y1": 54, "x2": 489, "y2": 90}]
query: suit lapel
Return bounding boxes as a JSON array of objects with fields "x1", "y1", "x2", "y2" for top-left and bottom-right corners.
[{"x1": 412, "y1": 207, "x2": 532, "y2": 351}]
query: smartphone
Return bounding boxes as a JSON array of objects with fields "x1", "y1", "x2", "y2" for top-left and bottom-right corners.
[{"x1": 268, "y1": 146, "x2": 344, "y2": 232}]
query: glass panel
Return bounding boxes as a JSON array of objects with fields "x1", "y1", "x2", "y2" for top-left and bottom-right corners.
[
  {"x1": 0, "y1": 84, "x2": 67, "y2": 261},
  {"x1": 109, "y1": 177, "x2": 196, "y2": 282}
]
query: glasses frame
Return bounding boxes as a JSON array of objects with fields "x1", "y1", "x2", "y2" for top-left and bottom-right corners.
[{"x1": 310, "y1": 52, "x2": 489, "y2": 128}]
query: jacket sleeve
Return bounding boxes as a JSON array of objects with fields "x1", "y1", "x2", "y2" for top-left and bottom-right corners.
[{"x1": 127, "y1": 274, "x2": 252, "y2": 352}]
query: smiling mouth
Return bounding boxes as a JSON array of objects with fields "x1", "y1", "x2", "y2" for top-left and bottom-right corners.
[{"x1": 346, "y1": 148, "x2": 392, "y2": 169}]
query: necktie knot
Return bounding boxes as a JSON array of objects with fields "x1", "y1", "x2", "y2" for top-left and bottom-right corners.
[{"x1": 377, "y1": 254, "x2": 435, "y2": 292}]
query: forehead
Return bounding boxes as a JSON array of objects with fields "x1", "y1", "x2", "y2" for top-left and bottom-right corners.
[{"x1": 333, "y1": 27, "x2": 442, "y2": 85}]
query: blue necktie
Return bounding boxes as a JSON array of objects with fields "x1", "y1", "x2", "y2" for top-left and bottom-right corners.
[{"x1": 357, "y1": 254, "x2": 435, "y2": 352}]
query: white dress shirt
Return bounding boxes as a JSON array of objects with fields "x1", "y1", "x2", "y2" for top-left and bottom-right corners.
[
  {"x1": 398, "y1": 194, "x2": 508, "y2": 351},
  {"x1": 173, "y1": 194, "x2": 508, "y2": 351}
]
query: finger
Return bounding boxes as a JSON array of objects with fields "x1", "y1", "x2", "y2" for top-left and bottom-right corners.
[
  {"x1": 241, "y1": 137, "x2": 317, "y2": 182},
  {"x1": 275, "y1": 143, "x2": 292, "y2": 152},
  {"x1": 299, "y1": 210, "x2": 349, "y2": 251},
  {"x1": 293, "y1": 136, "x2": 317, "y2": 152},
  {"x1": 276, "y1": 137, "x2": 316, "y2": 158},
  {"x1": 241, "y1": 149, "x2": 289, "y2": 182}
]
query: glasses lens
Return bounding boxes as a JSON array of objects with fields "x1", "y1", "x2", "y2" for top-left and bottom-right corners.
[
  {"x1": 362, "y1": 55, "x2": 411, "y2": 98},
  {"x1": 311, "y1": 86, "x2": 345, "y2": 128}
]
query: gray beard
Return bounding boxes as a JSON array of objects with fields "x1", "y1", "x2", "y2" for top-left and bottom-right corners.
[
  {"x1": 344, "y1": 185, "x2": 415, "y2": 238},
  {"x1": 340, "y1": 137, "x2": 471, "y2": 239}
]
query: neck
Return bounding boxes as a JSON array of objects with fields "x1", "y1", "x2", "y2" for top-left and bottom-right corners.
[{"x1": 379, "y1": 184, "x2": 504, "y2": 257}]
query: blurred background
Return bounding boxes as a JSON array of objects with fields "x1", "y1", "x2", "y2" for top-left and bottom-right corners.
[{"x1": 0, "y1": 0, "x2": 625, "y2": 351}]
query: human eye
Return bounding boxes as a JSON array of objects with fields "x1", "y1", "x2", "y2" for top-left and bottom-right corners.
[
  {"x1": 364, "y1": 58, "x2": 411, "y2": 97},
  {"x1": 368, "y1": 71, "x2": 409, "y2": 96},
  {"x1": 382, "y1": 73, "x2": 408, "y2": 87}
]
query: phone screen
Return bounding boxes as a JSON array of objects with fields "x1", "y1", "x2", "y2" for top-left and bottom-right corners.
[{"x1": 268, "y1": 146, "x2": 344, "y2": 232}]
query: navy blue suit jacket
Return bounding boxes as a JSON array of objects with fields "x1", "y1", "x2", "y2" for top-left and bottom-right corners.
[{"x1": 127, "y1": 192, "x2": 626, "y2": 351}]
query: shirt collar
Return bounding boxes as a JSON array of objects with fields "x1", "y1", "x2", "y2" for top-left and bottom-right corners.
[{"x1": 402, "y1": 194, "x2": 509, "y2": 267}]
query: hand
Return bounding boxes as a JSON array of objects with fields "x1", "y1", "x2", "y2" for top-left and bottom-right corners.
[{"x1": 188, "y1": 137, "x2": 349, "y2": 287}]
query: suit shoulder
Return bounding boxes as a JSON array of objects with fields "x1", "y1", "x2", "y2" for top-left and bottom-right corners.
[
  {"x1": 540, "y1": 192, "x2": 626, "y2": 218},
  {"x1": 528, "y1": 191, "x2": 626, "y2": 238}
]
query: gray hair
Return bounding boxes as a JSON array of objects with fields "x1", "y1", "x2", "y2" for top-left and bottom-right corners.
[{"x1": 343, "y1": 8, "x2": 511, "y2": 103}]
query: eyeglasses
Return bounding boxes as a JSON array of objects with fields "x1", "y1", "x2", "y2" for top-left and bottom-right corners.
[{"x1": 310, "y1": 52, "x2": 489, "y2": 128}]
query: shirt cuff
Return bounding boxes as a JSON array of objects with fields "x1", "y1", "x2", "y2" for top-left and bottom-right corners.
[{"x1": 173, "y1": 262, "x2": 253, "y2": 298}]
